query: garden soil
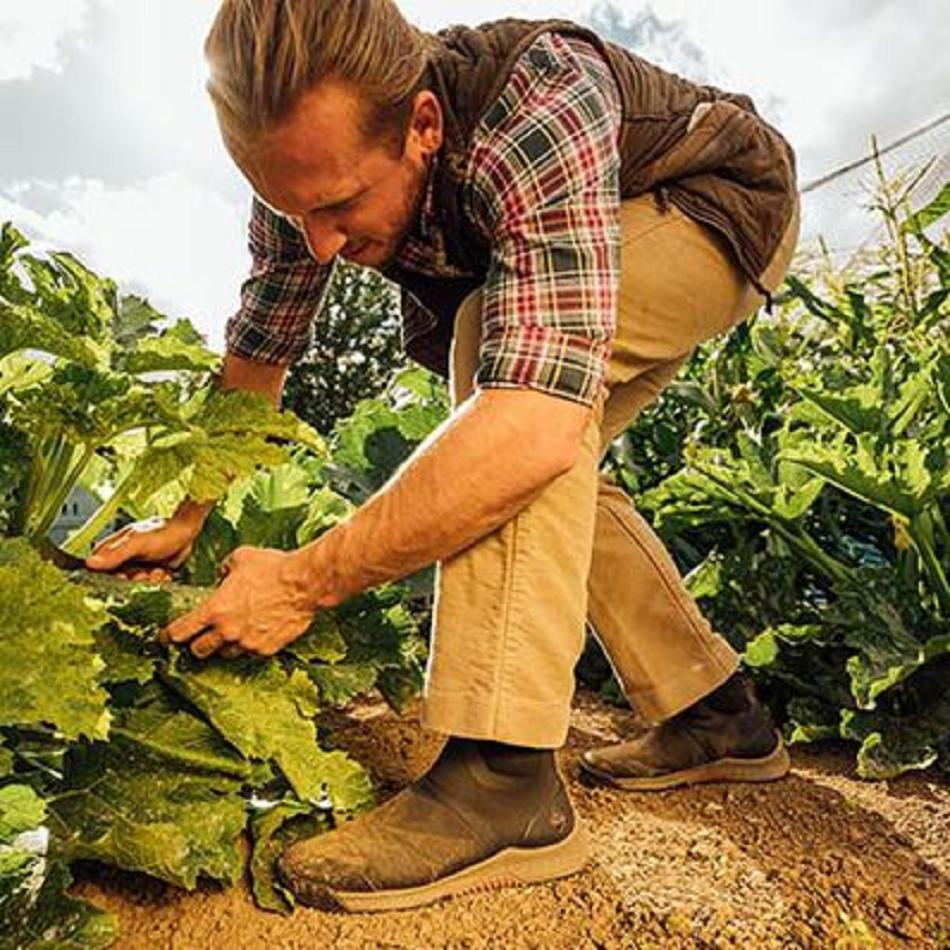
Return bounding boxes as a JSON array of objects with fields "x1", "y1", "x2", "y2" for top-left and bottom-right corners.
[{"x1": 72, "y1": 689, "x2": 950, "y2": 949}]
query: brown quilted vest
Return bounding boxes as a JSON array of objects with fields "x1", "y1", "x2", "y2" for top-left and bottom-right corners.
[{"x1": 382, "y1": 17, "x2": 799, "y2": 377}]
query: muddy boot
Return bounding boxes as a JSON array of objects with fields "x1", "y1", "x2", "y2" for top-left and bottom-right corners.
[
  {"x1": 580, "y1": 670, "x2": 789, "y2": 791},
  {"x1": 277, "y1": 736, "x2": 588, "y2": 912}
]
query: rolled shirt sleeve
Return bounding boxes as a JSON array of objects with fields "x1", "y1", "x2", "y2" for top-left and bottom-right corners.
[
  {"x1": 466, "y1": 33, "x2": 622, "y2": 407},
  {"x1": 224, "y1": 196, "x2": 336, "y2": 365}
]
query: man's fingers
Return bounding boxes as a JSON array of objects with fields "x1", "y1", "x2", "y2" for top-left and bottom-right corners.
[
  {"x1": 161, "y1": 604, "x2": 214, "y2": 645},
  {"x1": 190, "y1": 629, "x2": 225, "y2": 660},
  {"x1": 86, "y1": 530, "x2": 137, "y2": 570},
  {"x1": 121, "y1": 567, "x2": 173, "y2": 583}
]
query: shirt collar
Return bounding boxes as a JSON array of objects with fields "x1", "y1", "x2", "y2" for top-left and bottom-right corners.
[{"x1": 417, "y1": 150, "x2": 441, "y2": 241}]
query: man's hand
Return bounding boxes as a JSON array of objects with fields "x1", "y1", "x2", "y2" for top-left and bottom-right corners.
[
  {"x1": 84, "y1": 508, "x2": 209, "y2": 581},
  {"x1": 84, "y1": 355, "x2": 290, "y2": 581},
  {"x1": 160, "y1": 545, "x2": 316, "y2": 659}
]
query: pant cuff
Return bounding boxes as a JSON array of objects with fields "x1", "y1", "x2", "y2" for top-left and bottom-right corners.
[
  {"x1": 624, "y1": 644, "x2": 740, "y2": 722},
  {"x1": 420, "y1": 686, "x2": 570, "y2": 749}
]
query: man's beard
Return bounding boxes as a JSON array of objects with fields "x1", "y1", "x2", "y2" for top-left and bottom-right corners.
[{"x1": 381, "y1": 154, "x2": 433, "y2": 269}]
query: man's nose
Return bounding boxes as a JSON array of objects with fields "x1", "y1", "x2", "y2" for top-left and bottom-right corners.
[{"x1": 302, "y1": 220, "x2": 346, "y2": 265}]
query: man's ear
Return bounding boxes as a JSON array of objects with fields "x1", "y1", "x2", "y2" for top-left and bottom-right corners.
[{"x1": 408, "y1": 90, "x2": 443, "y2": 157}]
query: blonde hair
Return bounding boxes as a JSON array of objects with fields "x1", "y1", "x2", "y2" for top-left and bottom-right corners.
[{"x1": 205, "y1": 0, "x2": 433, "y2": 149}]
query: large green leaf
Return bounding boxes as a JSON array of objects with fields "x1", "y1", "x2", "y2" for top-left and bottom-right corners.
[
  {"x1": 19, "y1": 251, "x2": 116, "y2": 343},
  {"x1": 742, "y1": 630, "x2": 779, "y2": 668},
  {"x1": 0, "y1": 353, "x2": 52, "y2": 398},
  {"x1": 0, "y1": 786, "x2": 46, "y2": 843},
  {"x1": 163, "y1": 654, "x2": 372, "y2": 812},
  {"x1": 296, "y1": 486, "x2": 354, "y2": 545},
  {"x1": 123, "y1": 390, "x2": 326, "y2": 517},
  {"x1": 0, "y1": 540, "x2": 111, "y2": 741},
  {"x1": 119, "y1": 319, "x2": 219, "y2": 375},
  {"x1": 0, "y1": 300, "x2": 105, "y2": 367},
  {"x1": 93, "y1": 622, "x2": 156, "y2": 686},
  {"x1": 10, "y1": 367, "x2": 184, "y2": 450},
  {"x1": 48, "y1": 742, "x2": 246, "y2": 890},
  {"x1": 900, "y1": 182, "x2": 950, "y2": 234},
  {"x1": 288, "y1": 613, "x2": 348, "y2": 664},
  {"x1": 110, "y1": 692, "x2": 270, "y2": 786},
  {"x1": 781, "y1": 440, "x2": 928, "y2": 519},
  {"x1": 797, "y1": 384, "x2": 883, "y2": 436},
  {"x1": 307, "y1": 663, "x2": 378, "y2": 707},
  {"x1": 846, "y1": 635, "x2": 950, "y2": 711},
  {"x1": 249, "y1": 800, "x2": 330, "y2": 914},
  {"x1": 840, "y1": 695, "x2": 950, "y2": 780}
]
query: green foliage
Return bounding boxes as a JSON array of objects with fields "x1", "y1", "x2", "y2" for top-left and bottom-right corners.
[
  {"x1": 249, "y1": 800, "x2": 329, "y2": 914},
  {"x1": 0, "y1": 783, "x2": 117, "y2": 950},
  {"x1": 327, "y1": 365, "x2": 450, "y2": 503},
  {"x1": 0, "y1": 540, "x2": 111, "y2": 742},
  {"x1": 0, "y1": 550, "x2": 386, "y2": 946},
  {"x1": 0, "y1": 224, "x2": 325, "y2": 555},
  {"x1": 283, "y1": 262, "x2": 404, "y2": 436},
  {"x1": 48, "y1": 742, "x2": 248, "y2": 890},
  {"x1": 0, "y1": 229, "x2": 434, "y2": 944},
  {"x1": 163, "y1": 653, "x2": 371, "y2": 809}
]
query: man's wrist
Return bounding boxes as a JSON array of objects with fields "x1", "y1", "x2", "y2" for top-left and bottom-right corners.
[
  {"x1": 285, "y1": 529, "x2": 350, "y2": 612},
  {"x1": 174, "y1": 498, "x2": 214, "y2": 530}
]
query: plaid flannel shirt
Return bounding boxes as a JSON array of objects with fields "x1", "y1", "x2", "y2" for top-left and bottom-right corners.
[{"x1": 225, "y1": 32, "x2": 623, "y2": 407}]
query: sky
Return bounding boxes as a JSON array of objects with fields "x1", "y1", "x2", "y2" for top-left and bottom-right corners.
[{"x1": 1, "y1": 0, "x2": 948, "y2": 349}]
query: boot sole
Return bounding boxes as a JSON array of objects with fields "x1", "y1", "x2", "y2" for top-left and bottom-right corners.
[
  {"x1": 580, "y1": 732, "x2": 791, "y2": 792},
  {"x1": 328, "y1": 819, "x2": 590, "y2": 913}
]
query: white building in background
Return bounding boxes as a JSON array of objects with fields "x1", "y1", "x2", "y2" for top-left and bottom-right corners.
[{"x1": 48, "y1": 485, "x2": 119, "y2": 546}]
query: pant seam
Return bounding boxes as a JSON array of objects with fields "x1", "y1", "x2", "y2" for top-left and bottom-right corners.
[{"x1": 490, "y1": 512, "x2": 523, "y2": 735}]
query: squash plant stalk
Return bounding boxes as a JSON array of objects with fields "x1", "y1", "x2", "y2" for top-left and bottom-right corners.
[{"x1": 61, "y1": 466, "x2": 139, "y2": 556}]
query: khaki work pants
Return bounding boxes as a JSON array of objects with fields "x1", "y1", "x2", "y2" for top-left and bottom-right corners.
[{"x1": 420, "y1": 192, "x2": 801, "y2": 748}]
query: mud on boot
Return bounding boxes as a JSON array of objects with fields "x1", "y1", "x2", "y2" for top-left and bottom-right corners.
[
  {"x1": 277, "y1": 736, "x2": 589, "y2": 912},
  {"x1": 580, "y1": 670, "x2": 790, "y2": 791}
]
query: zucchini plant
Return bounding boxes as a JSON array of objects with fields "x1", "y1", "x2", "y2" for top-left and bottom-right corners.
[{"x1": 0, "y1": 227, "x2": 429, "y2": 945}]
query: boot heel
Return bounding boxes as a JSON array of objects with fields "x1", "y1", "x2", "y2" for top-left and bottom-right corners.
[{"x1": 503, "y1": 819, "x2": 590, "y2": 883}]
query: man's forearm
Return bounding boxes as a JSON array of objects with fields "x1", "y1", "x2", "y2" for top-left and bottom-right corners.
[{"x1": 292, "y1": 388, "x2": 593, "y2": 609}]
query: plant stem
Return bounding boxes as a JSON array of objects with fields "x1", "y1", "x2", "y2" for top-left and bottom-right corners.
[
  {"x1": 24, "y1": 435, "x2": 89, "y2": 543},
  {"x1": 61, "y1": 467, "x2": 136, "y2": 556},
  {"x1": 696, "y1": 463, "x2": 855, "y2": 585},
  {"x1": 907, "y1": 513, "x2": 950, "y2": 616}
]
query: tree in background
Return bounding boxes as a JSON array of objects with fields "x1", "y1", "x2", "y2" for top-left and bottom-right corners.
[{"x1": 283, "y1": 263, "x2": 405, "y2": 435}]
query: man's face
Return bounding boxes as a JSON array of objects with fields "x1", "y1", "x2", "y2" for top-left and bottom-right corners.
[{"x1": 229, "y1": 81, "x2": 443, "y2": 270}]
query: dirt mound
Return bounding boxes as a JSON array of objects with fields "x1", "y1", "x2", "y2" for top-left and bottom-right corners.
[{"x1": 72, "y1": 689, "x2": 950, "y2": 949}]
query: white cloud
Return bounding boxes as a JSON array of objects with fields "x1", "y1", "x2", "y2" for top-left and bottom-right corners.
[
  {"x1": 0, "y1": 174, "x2": 250, "y2": 351},
  {"x1": 2, "y1": 0, "x2": 945, "y2": 306},
  {"x1": 0, "y1": 0, "x2": 91, "y2": 81}
]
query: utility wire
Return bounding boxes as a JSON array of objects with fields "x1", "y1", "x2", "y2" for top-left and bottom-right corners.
[{"x1": 801, "y1": 110, "x2": 950, "y2": 193}]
